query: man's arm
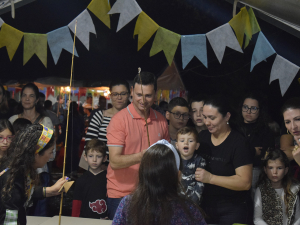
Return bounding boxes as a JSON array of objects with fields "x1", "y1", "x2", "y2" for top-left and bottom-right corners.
[{"x1": 109, "y1": 146, "x2": 145, "y2": 170}]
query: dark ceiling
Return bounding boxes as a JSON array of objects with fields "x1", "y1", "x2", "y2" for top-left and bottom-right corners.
[{"x1": 0, "y1": 0, "x2": 299, "y2": 122}]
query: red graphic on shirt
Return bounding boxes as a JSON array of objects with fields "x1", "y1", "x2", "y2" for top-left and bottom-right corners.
[{"x1": 89, "y1": 199, "x2": 107, "y2": 214}]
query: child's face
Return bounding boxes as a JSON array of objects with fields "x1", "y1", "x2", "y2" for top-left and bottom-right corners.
[
  {"x1": 264, "y1": 159, "x2": 288, "y2": 188},
  {"x1": 166, "y1": 106, "x2": 189, "y2": 130},
  {"x1": 84, "y1": 150, "x2": 106, "y2": 171},
  {"x1": 176, "y1": 133, "x2": 200, "y2": 160},
  {"x1": 0, "y1": 129, "x2": 13, "y2": 157},
  {"x1": 191, "y1": 101, "x2": 205, "y2": 127}
]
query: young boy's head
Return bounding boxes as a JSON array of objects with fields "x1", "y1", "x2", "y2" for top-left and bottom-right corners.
[
  {"x1": 176, "y1": 127, "x2": 200, "y2": 160},
  {"x1": 13, "y1": 118, "x2": 31, "y2": 134},
  {"x1": 166, "y1": 97, "x2": 189, "y2": 130},
  {"x1": 84, "y1": 139, "x2": 107, "y2": 171}
]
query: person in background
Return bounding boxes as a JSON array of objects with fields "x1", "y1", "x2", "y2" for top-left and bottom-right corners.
[
  {"x1": 38, "y1": 92, "x2": 45, "y2": 108},
  {"x1": 280, "y1": 97, "x2": 300, "y2": 180},
  {"x1": 106, "y1": 72, "x2": 170, "y2": 220},
  {"x1": 112, "y1": 140, "x2": 207, "y2": 225},
  {"x1": 189, "y1": 94, "x2": 207, "y2": 133},
  {"x1": 72, "y1": 139, "x2": 108, "y2": 219},
  {"x1": 12, "y1": 118, "x2": 31, "y2": 134},
  {"x1": 195, "y1": 95, "x2": 254, "y2": 224},
  {"x1": 254, "y1": 149, "x2": 300, "y2": 225},
  {"x1": 0, "y1": 84, "x2": 11, "y2": 120},
  {"x1": 159, "y1": 101, "x2": 168, "y2": 116},
  {"x1": 98, "y1": 96, "x2": 107, "y2": 110},
  {"x1": 44, "y1": 100, "x2": 59, "y2": 138},
  {"x1": 0, "y1": 119, "x2": 14, "y2": 159},
  {"x1": 176, "y1": 127, "x2": 205, "y2": 205},
  {"x1": 236, "y1": 91, "x2": 275, "y2": 198},
  {"x1": 52, "y1": 95, "x2": 64, "y2": 124},
  {"x1": 166, "y1": 97, "x2": 190, "y2": 147},
  {"x1": 82, "y1": 103, "x2": 92, "y2": 127}
]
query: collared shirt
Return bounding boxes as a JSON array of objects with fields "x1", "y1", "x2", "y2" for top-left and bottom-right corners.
[{"x1": 106, "y1": 103, "x2": 170, "y2": 198}]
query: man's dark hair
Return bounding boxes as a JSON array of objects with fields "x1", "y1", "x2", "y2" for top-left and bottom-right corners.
[
  {"x1": 168, "y1": 97, "x2": 189, "y2": 112},
  {"x1": 44, "y1": 100, "x2": 53, "y2": 110},
  {"x1": 133, "y1": 72, "x2": 157, "y2": 92}
]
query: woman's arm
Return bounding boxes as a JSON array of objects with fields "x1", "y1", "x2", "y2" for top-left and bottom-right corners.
[
  {"x1": 253, "y1": 188, "x2": 268, "y2": 225},
  {"x1": 280, "y1": 134, "x2": 295, "y2": 161},
  {"x1": 195, "y1": 164, "x2": 252, "y2": 191},
  {"x1": 292, "y1": 137, "x2": 300, "y2": 166}
]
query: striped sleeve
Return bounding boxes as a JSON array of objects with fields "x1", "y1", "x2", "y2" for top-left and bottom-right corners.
[{"x1": 86, "y1": 110, "x2": 104, "y2": 141}]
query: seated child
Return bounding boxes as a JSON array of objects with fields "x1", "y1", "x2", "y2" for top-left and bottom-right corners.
[
  {"x1": 166, "y1": 97, "x2": 190, "y2": 147},
  {"x1": 254, "y1": 149, "x2": 300, "y2": 225},
  {"x1": 176, "y1": 127, "x2": 206, "y2": 205},
  {"x1": 72, "y1": 139, "x2": 108, "y2": 219}
]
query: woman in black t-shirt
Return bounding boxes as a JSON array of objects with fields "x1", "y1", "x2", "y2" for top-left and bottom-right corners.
[{"x1": 195, "y1": 95, "x2": 254, "y2": 224}]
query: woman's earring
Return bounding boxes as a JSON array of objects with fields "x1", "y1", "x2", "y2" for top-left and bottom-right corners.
[
  {"x1": 287, "y1": 129, "x2": 290, "y2": 134},
  {"x1": 227, "y1": 121, "x2": 229, "y2": 125}
]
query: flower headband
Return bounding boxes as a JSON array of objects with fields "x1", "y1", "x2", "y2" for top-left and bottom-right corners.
[
  {"x1": 147, "y1": 139, "x2": 180, "y2": 170},
  {"x1": 35, "y1": 125, "x2": 54, "y2": 154}
]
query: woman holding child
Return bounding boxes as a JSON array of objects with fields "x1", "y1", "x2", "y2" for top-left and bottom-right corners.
[{"x1": 195, "y1": 95, "x2": 254, "y2": 224}]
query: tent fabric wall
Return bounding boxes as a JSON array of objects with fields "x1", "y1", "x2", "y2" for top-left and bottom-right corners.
[{"x1": 157, "y1": 61, "x2": 185, "y2": 90}]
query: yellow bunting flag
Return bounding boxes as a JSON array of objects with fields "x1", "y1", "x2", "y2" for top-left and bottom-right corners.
[
  {"x1": 23, "y1": 33, "x2": 47, "y2": 68},
  {"x1": 229, "y1": 7, "x2": 252, "y2": 49},
  {"x1": 244, "y1": 8, "x2": 261, "y2": 48},
  {"x1": 0, "y1": 23, "x2": 23, "y2": 61},
  {"x1": 150, "y1": 27, "x2": 181, "y2": 66},
  {"x1": 134, "y1": 11, "x2": 159, "y2": 51},
  {"x1": 87, "y1": 0, "x2": 111, "y2": 28}
]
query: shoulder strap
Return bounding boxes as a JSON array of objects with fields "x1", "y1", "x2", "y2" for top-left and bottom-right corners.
[{"x1": 33, "y1": 114, "x2": 43, "y2": 124}]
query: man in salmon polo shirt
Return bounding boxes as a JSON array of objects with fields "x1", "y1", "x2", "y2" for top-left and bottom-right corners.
[{"x1": 106, "y1": 71, "x2": 170, "y2": 219}]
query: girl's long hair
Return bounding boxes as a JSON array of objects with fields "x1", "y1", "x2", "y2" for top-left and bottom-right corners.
[
  {"x1": 0, "y1": 84, "x2": 9, "y2": 114},
  {"x1": 256, "y1": 149, "x2": 299, "y2": 214},
  {"x1": 0, "y1": 124, "x2": 54, "y2": 201},
  {"x1": 0, "y1": 119, "x2": 14, "y2": 135},
  {"x1": 127, "y1": 144, "x2": 197, "y2": 225}
]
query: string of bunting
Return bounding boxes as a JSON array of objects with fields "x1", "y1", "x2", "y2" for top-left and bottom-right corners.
[{"x1": 0, "y1": 0, "x2": 299, "y2": 96}]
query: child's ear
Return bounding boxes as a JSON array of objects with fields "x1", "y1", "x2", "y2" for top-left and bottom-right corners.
[
  {"x1": 196, "y1": 143, "x2": 200, "y2": 150},
  {"x1": 284, "y1": 167, "x2": 289, "y2": 175},
  {"x1": 103, "y1": 155, "x2": 108, "y2": 163},
  {"x1": 175, "y1": 142, "x2": 178, "y2": 149},
  {"x1": 83, "y1": 153, "x2": 88, "y2": 162},
  {"x1": 166, "y1": 111, "x2": 170, "y2": 120}
]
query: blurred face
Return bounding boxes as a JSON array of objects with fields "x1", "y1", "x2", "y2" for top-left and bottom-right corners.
[
  {"x1": 283, "y1": 108, "x2": 300, "y2": 139},
  {"x1": 59, "y1": 98, "x2": 64, "y2": 104},
  {"x1": 191, "y1": 101, "x2": 205, "y2": 127},
  {"x1": 264, "y1": 159, "x2": 288, "y2": 188},
  {"x1": 21, "y1": 88, "x2": 38, "y2": 110},
  {"x1": 176, "y1": 133, "x2": 200, "y2": 160},
  {"x1": 84, "y1": 150, "x2": 107, "y2": 171},
  {"x1": 131, "y1": 84, "x2": 156, "y2": 114},
  {"x1": 203, "y1": 105, "x2": 230, "y2": 134},
  {"x1": 242, "y1": 98, "x2": 260, "y2": 123},
  {"x1": 0, "y1": 129, "x2": 13, "y2": 158},
  {"x1": 166, "y1": 106, "x2": 189, "y2": 130},
  {"x1": 110, "y1": 85, "x2": 129, "y2": 110},
  {"x1": 34, "y1": 146, "x2": 54, "y2": 169},
  {"x1": 0, "y1": 88, "x2": 4, "y2": 105}
]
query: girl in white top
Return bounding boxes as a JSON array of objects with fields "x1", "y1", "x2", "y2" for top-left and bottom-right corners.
[{"x1": 254, "y1": 149, "x2": 300, "y2": 225}]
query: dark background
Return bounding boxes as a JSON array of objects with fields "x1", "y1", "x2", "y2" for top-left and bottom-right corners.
[{"x1": 0, "y1": 0, "x2": 299, "y2": 123}]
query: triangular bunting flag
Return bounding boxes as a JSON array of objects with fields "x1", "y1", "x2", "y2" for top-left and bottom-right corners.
[
  {"x1": 229, "y1": 7, "x2": 252, "y2": 48},
  {"x1": 108, "y1": 0, "x2": 142, "y2": 32},
  {"x1": 150, "y1": 27, "x2": 181, "y2": 66},
  {"x1": 0, "y1": 18, "x2": 4, "y2": 27},
  {"x1": 68, "y1": 9, "x2": 96, "y2": 50},
  {"x1": 270, "y1": 55, "x2": 299, "y2": 96},
  {"x1": 23, "y1": 33, "x2": 47, "y2": 67},
  {"x1": 250, "y1": 31, "x2": 276, "y2": 71},
  {"x1": 206, "y1": 23, "x2": 243, "y2": 64},
  {"x1": 47, "y1": 26, "x2": 79, "y2": 65},
  {"x1": 87, "y1": 0, "x2": 111, "y2": 28},
  {"x1": 0, "y1": 23, "x2": 23, "y2": 61},
  {"x1": 244, "y1": 8, "x2": 261, "y2": 48},
  {"x1": 134, "y1": 11, "x2": 159, "y2": 51},
  {"x1": 181, "y1": 34, "x2": 207, "y2": 69}
]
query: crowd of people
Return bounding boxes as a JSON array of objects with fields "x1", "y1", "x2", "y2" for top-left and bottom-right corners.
[{"x1": 0, "y1": 72, "x2": 300, "y2": 224}]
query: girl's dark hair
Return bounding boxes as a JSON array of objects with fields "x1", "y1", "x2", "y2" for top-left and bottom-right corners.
[
  {"x1": 16, "y1": 83, "x2": 45, "y2": 116},
  {"x1": 256, "y1": 149, "x2": 298, "y2": 214},
  {"x1": 127, "y1": 144, "x2": 197, "y2": 225},
  {"x1": 1, "y1": 124, "x2": 54, "y2": 201},
  {"x1": 109, "y1": 79, "x2": 130, "y2": 93},
  {"x1": 281, "y1": 97, "x2": 300, "y2": 114},
  {"x1": 237, "y1": 91, "x2": 270, "y2": 137},
  {"x1": 0, "y1": 119, "x2": 14, "y2": 135},
  {"x1": 0, "y1": 84, "x2": 9, "y2": 114}
]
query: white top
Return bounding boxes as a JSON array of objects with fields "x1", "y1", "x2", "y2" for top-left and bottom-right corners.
[
  {"x1": 9, "y1": 115, "x2": 56, "y2": 173},
  {"x1": 254, "y1": 187, "x2": 300, "y2": 225}
]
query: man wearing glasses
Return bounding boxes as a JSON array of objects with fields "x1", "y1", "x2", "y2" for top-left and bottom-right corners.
[{"x1": 106, "y1": 72, "x2": 170, "y2": 219}]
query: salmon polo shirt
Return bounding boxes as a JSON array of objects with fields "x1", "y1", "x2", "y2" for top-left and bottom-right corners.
[{"x1": 106, "y1": 103, "x2": 170, "y2": 198}]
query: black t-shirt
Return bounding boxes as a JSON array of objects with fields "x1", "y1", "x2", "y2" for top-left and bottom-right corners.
[
  {"x1": 73, "y1": 170, "x2": 107, "y2": 219},
  {"x1": 198, "y1": 130, "x2": 254, "y2": 201}
]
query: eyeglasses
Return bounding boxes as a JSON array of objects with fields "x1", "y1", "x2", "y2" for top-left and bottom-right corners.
[
  {"x1": 169, "y1": 111, "x2": 190, "y2": 120},
  {"x1": 0, "y1": 136, "x2": 14, "y2": 143},
  {"x1": 111, "y1": 92, "x2": 128, "y2": 98},
  {"x1": 242, "y1": 105, "x2": 259, "y2": 114}
]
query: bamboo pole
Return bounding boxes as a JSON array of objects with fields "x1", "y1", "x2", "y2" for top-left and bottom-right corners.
[{"x1": 58, "y1": 20, "x2": 77, "y2": 225}]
